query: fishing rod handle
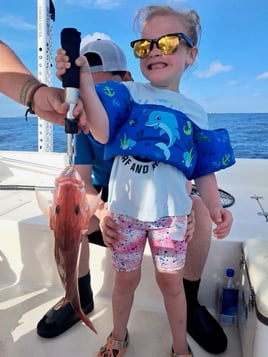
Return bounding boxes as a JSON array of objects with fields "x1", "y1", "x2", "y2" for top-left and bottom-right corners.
[
  {"x1": 60, "y1": 28, "x2": 81, "y2": 89},
  {"x1": 60, "y1": 28, "x2": 81, "y2": 158}
]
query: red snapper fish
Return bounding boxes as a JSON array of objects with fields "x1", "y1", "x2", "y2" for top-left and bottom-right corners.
[{"x1": 49, "y1": 165, "x2": 100, "y2": 334}]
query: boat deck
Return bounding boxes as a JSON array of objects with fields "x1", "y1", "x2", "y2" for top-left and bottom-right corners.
[
  {"x1": 1, "y1": 282, "x2": 242, "y2": 357},
  {"x1": 1, "y1": 152, "x2": 268, "y2": 356},
  {"x1": 0, "y1": 196, "x2": 241, "y2": 357}
]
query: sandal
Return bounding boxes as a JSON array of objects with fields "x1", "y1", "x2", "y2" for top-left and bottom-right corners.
[
  {"x1": 171, "y1": 345, "x2": 193, "y2": 357},
  {"x1": 97, "y1": 330, "x2": 129, "y2": 357}
]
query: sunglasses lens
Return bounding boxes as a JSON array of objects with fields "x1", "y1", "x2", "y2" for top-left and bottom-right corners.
[
  {"x1": 133, "y1": 40, "x2": 151, "y2": 58},
  {"x1": 158, "y1": 35, "x2": 179, "y2": 54},
  {"x1": 131, "y1": 34, "x2": 184, "y2": 58}
]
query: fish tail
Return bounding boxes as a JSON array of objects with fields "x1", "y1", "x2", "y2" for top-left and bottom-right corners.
[{"x1": 78, "y1": 310, "x2": 98, "y2": 334}]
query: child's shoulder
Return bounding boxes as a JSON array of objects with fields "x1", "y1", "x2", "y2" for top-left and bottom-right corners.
[{"x1": 178, "y1": 93, "x2": 208, "y2": 128}]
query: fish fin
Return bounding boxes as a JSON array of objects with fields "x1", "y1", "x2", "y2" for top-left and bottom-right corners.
[
  {"x1": 87, "y1": 190, "x2": 102, "y2": 217},
  {"x1": 35, "y1": 187, "x2": 54, "y2": 217}
]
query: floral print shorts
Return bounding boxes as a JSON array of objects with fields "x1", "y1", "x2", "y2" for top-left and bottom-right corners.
[{"x1": 111, "y1": 214, "x2": 187, "y2": 272}]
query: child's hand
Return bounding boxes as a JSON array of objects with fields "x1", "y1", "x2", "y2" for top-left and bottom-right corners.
[
  {"x1": 54, "y1": 49, "x2": 95, "y2": 134},
  {"x1": 210, "y1": 207, "x2": 233, "y2": 239},
  {"x1": 185, "y1": 209, "x2": 195, "y2": 243},
  {"x1": 55, "y1": 48, "x2": 108, "y2": 141},
  {"x1": 56, "y1": 48, "x2": 94, "y2": 89},
  {"x1": 99, "y1": 204, "x2": 122, "y2": 249},
  {"x1": 55, "y1": 49, "x2": 93, "y2": 85},
  {"x1": 55, "y1": 48, "x2": 70, "y2": 81},
  {"x1": 74, "y1": 55, "x2": 95, "y2": 89}
]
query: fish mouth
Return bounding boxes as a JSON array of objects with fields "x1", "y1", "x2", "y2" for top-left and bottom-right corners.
[{"x1": 56, "y1": 176, "x2": 83, "y2": 187}]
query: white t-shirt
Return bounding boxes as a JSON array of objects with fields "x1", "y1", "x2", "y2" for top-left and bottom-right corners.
[{"x1": 108, "y1": 82, "x2": 208, "y2": 222}]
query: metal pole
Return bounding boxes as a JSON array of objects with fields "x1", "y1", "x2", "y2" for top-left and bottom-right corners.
[{"x1": 37, "y1": 0, "x2": 55, "y2": 152}]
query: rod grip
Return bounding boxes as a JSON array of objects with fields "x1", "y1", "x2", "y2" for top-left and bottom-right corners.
[{"x1": 60, "y1": 28, "x2": 81, "y2": 88}]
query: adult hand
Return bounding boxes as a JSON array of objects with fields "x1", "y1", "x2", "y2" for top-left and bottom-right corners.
[{"x1": 32, "y1": 86, "x2": 68, "y2": 125}]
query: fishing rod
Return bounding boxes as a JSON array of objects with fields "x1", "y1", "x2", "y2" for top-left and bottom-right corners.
[
  {"x1": 0, "y1": 184, "x2": 54, "y2": 191},
  {"x1": 60, "y1": 28, "x2": 81, "y2": 165}
]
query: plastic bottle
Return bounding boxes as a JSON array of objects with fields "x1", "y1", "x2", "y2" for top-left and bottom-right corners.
[
  {"x1": 226, "y1": 268, "x2": 235, "y2": 288},
  {"x1": 219, "y1": 268, "x2": 239, "y2": 325}
]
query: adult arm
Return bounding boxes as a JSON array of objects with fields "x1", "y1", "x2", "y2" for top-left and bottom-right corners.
[{"x1": 0, "y1": 41, "x2": 92, "y2": 130}]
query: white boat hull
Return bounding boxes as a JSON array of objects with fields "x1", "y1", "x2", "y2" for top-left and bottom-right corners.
[{"x1": 1, "y1": 151, "x2": 268, "y2": 356}]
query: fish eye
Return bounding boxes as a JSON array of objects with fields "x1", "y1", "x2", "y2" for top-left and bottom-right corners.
[
  {"x1": 74, "y1": 205, "x2": 80, "y2": 215},
  {"x1": 55, "y1": 205, "x2": 60, "y2": 214}
]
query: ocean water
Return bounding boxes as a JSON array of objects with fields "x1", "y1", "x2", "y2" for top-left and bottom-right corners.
[
  {"x1": 208, "y1": 113, "x2": 268, "y2": 159},
  {"x1": 0, "y1": 113, "x2": 267, "y2": 158}
]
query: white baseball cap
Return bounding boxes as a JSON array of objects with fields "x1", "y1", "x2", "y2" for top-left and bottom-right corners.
[{"x1": 80, "y1": 39, "x2": 127, "y2": 73}]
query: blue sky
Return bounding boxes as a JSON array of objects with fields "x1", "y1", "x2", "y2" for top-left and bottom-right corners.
[{"x1": 1, "y1": 0, "x2": 268, "y2": 117}]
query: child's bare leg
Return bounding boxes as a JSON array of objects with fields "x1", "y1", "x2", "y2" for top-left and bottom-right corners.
[
  {"x1": 156, "y1": 269, "x2": 188, "y2": 355},
  {"x1": 111, "y1": 268, "x2": 141, "y2": 340}
]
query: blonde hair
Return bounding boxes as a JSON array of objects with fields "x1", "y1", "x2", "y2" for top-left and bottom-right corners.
[{"x1": 133, "y1": 5, "x2": 201, "y2": 46}]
